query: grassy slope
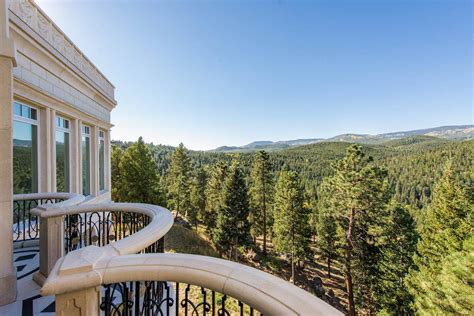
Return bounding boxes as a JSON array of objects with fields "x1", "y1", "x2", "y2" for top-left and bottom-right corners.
[{"x1": 165, "y1": 219, "x2": 348, "y2": 313}]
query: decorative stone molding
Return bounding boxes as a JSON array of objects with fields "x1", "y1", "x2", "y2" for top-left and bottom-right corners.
[
  {"x1": 8, "y1": 0, "x2": 115, "y2": 102},
  {"x1": 55, "y1": 286, "x2": 100, "y2": 316},
  {"x1": 13, "y1": 52, "x2": 111, "y2": 122}
]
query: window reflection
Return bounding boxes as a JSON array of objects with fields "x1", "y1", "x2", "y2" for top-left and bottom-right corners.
[
  {"x1": 99, "y1": 132, "x2": 105, "y2": 191},
  {"x1": 82, "y1": 127, "x2": 91, "y2": 196},
  {"x1": 56, "y1": 131, "x2": 70, "y2": 192},
  {"x1": 13, "y1": 120, "x2": 38, "y2": 194}
]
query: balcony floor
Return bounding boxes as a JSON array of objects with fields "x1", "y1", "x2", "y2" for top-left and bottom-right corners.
[{"x1": 0, "y1": 245, "x2": 55, "y2": 316}]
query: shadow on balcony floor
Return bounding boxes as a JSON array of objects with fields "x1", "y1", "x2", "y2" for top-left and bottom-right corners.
[{"x1": 0, "y1": 245, "x2": 55, "y2": 316}]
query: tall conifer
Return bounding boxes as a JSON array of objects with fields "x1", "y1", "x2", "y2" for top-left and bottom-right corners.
[
  {"x1": 249, "y1": 150, "x2": 274, "y2": 254},
  {"x1": 205, "y1": 161, "x2": 228, "y2": 236},
  {"x1": 322, "y1": 144, "x2": 389, "y2": 315},
  {"x1": 213, "y1": 161, "x2": 251, "y2": 259},
  {"x1": 168, "y1": 143, "x2": 192, "y2": 218},
  {"x1": 116, "y1": 137, "x2": 161, "y2": 204},
  {"x1": 273, "y1": 169, "x2": 312, "y2": 284}
]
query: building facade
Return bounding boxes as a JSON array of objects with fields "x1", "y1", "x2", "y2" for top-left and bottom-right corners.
[{"x1": 0, "y1": 0, "x2": 116, "y2": 305}]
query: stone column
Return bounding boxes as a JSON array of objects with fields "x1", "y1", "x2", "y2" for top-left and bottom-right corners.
[
  {"x1": 50, "y1": 109, "x2": 57, "y2": 192},
  {"x1": 55, "y1": 286, "x2": 100, "y2": 316},
  {"x1": 71, "y1": 118, "x2": 81, "y2": 194},
  {"x1": 32, "y1": 211, "x2": 64, "y2": 285},
  {"x1": 0, "y1": 0, "x2": 17, "y2": 306},
  {"x1": 40, "y1": 107, "x2": 52, "y2": 192},
  {"x1": 90, "y1": 126, "x2": 99, "y2": 197},
  {"x1": 105, "y1": 129, "x2": 111, "y2": 193}
]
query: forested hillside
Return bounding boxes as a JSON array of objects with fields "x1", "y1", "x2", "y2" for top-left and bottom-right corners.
[
  {"x1": 114, "y1": 136, "x2": 473, "y2": 213},
  {"x1": 112, "y1": 136, "x2": 473, "y2": 314}
]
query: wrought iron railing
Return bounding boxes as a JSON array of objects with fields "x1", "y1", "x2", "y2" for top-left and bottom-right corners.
[
  {"x1": 13, "y1": 197, "x2": 62, "y2": 241},
  {"x1": 64, "y1": 211, "x2": 164, "y2": 254},
  {"x1": 41, "y1": 204, "x2": 340, "y2": 316},
  {"x1": 13, "y1": 193, "x2": 83, "y2": 242},
  {"x1": 101, "y1": 281, "x2": 260, "y2": 316}
]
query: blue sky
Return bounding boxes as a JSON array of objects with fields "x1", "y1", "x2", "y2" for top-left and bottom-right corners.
[{"x1": 36, "y1": 0, "x2": 472, "y2": 150}]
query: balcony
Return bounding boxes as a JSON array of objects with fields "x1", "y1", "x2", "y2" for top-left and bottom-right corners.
[{"x1": 1, "y1": 193, "x2": 341, "y2": 315}]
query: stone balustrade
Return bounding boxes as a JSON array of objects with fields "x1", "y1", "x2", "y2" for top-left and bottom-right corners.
[
  {"x1": 30, "y1": 202, "x2": 172, "y2": 285},
  {"x1": 42, "y1": 251, "x2": 343, "y2": 315},
  {"x1": 37, "y1": 202, "x2": 342, "y2": 316},
  {"x1": 13, "y1": 192, "x2": 85, "y2": 244}
]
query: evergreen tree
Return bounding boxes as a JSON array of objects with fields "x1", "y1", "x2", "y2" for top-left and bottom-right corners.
[
  {"x1": 111, "y1": 145, "x2": 123, "y2": 202},
  {"x1": 213, "y1": 161, "x2": 251, "y2": 259},
  {"x1": 322, "y1": 144, "x2": 390, "y2": 315},
  {"x1": 273, "y1": 169, "x2": 312, "y2": 284},
  {"x1": 376, "y1": 204, "x2": 418, "y2": 314},
  {"x1": 190, "y1": 166, "x2": 207, "y2": 229},
  {"x1": 417, "y1": 236, "x2": 473, "y2": 315},
  {"x1": 316, "y1": 181, "x2": 338, "y2": 278},
  {"x1": 249, "y1": 150, "x2": 274, "y2": 254},
  {"x1": 167, "y1": 143, "x2": 192, "y2": 219},
  {"x1": 205, "y1": 161, "x2": 228, "y2": 236},
  {"x1": 116, "y1": 137, "x2": 161, "y2": 204},
  {"x1": 408, "y1": 160, "x2": 473, "y2": 313}
]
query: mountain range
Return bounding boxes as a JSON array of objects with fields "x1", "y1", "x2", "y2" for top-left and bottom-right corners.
[{"x1": 211, "y1": 125, "x2": 474, "y2": 152}]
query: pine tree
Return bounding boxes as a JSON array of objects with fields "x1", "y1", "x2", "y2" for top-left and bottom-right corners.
[
  {"x1": 322, "y1": 144, "x2": 389, "y2": 315},
  {"x1": 116, "y1": 137, "x2": 161, "y2": 204},
  {"x1": 249, "y1": 150, "x2": 274, "y2": 254},
  {"x1": 204, "y1": 161, "x2": 228, "y2": 236},
  {"x1": 420, "y1": 235, "x2": 473, "y2": 315},
  {"x1": 376, "y1": 204, "x2": 418, "y2": 314},
  {"x1": 407, "y1": 160, "x2": 473, "y2": 313},
  {"x1": 167, "y1": 143, "x2": 192, "y2": 219},
  {"x1": 111, "y1": 145, "x2": 123, "y2": 202},
  {"x1": 316, "y1": 181, "x2": 338, "y2": 278},
  {"x1": 213, "y1": 160, "x2": 251, "y2": 260},
  {"x1": 190, "y1": 166, "x2": 207, "y2": 229},
  {"x1": 273, "y1": 169, "x2": 312, "y2": 284}
]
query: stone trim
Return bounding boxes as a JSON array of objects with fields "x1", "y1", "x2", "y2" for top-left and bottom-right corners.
[
  {"x1": 13, "y1": 51, "x2": 111, "y2": 123},
  {"x1": 8, "y1": 0, "x2": 115, "y2": 103}
]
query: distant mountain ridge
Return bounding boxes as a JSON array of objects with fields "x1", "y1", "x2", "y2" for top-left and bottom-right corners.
[{"x1": 211, "y1": 125, "x2": 473, "y2": 152}]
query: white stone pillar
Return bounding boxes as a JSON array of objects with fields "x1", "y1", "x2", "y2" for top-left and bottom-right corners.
[
  {"x1": 105, "y1": 129, "x2": 111, "y2": 193},
  {"x1": 0, "y1": 0, "x2": 17, "y2": 306},
  {"x1": 32, "y1": 211, "x2": 64, "y2": 285},
  {"x1": 50, "y1": 109, "x2": 57, "y2": 192},
  {"x1": 40, "y1": 107, "x2": 52, "y2": 192},
  {"x1": 55, "y1": 286, "x2": 101, "y2": 316},
  {"x1": 91, "y1": 125, "x2": 99, "y2": 197},
  {"x1": 71, "y1": 118, "x2": 81, "y2": 194}
]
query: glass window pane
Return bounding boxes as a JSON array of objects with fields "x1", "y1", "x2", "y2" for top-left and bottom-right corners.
[
  {"x1": 21, "y1": 105, "x2": 30, "y2": 118},
  {"x1": 99, "y1": 139, "x2": 105, "y2": 191},
  {"x1": 14, "y1": 103, "x2": 21, "y2": 116},
  {"x1": 30, "y1": 108, "x2": 37, "y2": 120},
  {"x1": 13, "y1": 121, "x2": 38, "y2": 194},
  {"x1": 82, "y1": 135, "x2": 91, "y2": 195},
  {"x1": 56, "y1": 131, "x2": 70, "y2": 192}
]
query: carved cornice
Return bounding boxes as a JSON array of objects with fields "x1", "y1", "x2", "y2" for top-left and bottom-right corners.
[{"x1": 8, "y1": 0, "x2": 115, "y2": 104}]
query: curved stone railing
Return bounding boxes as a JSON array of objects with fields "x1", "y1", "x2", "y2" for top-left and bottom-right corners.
[
  {"x1": 42, "y1": 251, "x2": 342, "y2": 315},
  {"x1": 31, "y1": 203, "x2": 173, "y2": 284},
  {"x1": 38, "y1": 203, "x2": 341, "y2": 315},
  {"x1": 13, "y1": 192, "x2": 85, "y2": 244}
]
